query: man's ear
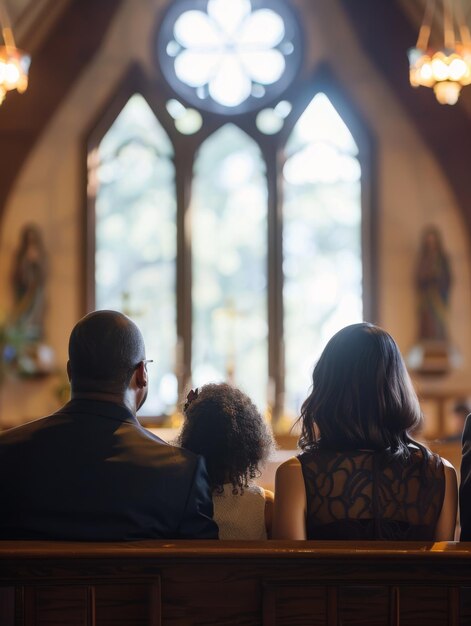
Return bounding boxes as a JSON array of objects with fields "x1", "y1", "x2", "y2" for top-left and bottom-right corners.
[
  {"x1": 66, "y1": 361, "x2": 72, "y2": 382},
  {"x1": 134, "y1": 361, "x2": 148, "y2": 389}
]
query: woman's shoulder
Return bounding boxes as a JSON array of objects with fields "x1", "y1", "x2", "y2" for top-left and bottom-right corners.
[
  {"x1": 276, "y1": 456, "x2": 303, "y2": 476},
  {"x1": 397, "y1": 446, "x2": 456, "y2": 485},
  {"x1": 275, "y1": 457, "x2": 304, "y2": 488},
  {"x1": 297, "y1": 445, "x2": 450, "y2": 472},
  {"x1": 296, "y1": 447, "x2": 363, "y2": 466},
  {"x1": 439, "y1": 456, "x2": 458, "y2": 481},
  {"x1": 278, "y1": 456, "x2": 302, "y2": 468},
  {"x1": 407, "y1": 444, "x2": 450, "y2": 467}
]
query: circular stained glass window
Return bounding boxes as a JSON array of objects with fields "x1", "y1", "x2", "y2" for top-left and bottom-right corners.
[{"x1": 157, "y1": 0, "x2": 302, "y2": 115}]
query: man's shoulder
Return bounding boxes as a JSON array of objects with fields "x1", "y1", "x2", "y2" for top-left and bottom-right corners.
[
  {"x1": 119, "y1": 421, "x2": 202, "y2": 469},
  {"x1": 0, "y1": 413, "x2": 60, "y2": 444},
  {"x1": 137, "y1": 426, "x2": 201, "y2": 463}
]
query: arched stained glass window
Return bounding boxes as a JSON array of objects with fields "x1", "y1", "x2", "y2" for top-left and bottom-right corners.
[
  {"x1": 283, "y1": 93, "x2": 363, "y2": 415},
  {"x1": 93, "y1": 94, "x2": 178, "y2": 416},
  {"x1": 191, "y1": 124, "x2": 268, "y2": 409},
  {"x1": 89, "y1": 3, "x2": 372, "y2": 427}
]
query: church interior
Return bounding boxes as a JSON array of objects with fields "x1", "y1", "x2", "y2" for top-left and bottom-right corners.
[
  {"x1": 0, "y1": 0, "x2": 471, "y2": 464},
  {"x1": 4, "y1": 2, "x2": 471, "y2": 624}
]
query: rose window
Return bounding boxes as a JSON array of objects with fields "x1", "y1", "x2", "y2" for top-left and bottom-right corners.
[{"x1": 157, "y1": 0, "x2": 302, "y2": 114}]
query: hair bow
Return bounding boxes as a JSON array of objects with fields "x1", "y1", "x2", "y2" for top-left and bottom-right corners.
[{"x1": 184, "y1": 388, "x2": 199, "y2": 412}]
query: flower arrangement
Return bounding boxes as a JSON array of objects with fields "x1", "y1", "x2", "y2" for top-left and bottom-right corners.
[
  {"x1": 0, "y1": 312, "x2": 54, "y2": 383},
  {"x1": 0, "y1": 315, "x2": 22, "y2": 384}
]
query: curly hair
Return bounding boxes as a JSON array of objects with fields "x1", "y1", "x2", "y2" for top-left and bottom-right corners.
[
  {"x1": 298, "y1": 323, "x2": 424, "y2": 459},
  {"x1": 178, "y1": 383, "x2": 274, "y2": 494}
]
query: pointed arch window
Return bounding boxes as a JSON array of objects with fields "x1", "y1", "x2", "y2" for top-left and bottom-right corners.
[
  {"x1": 283, "y1": 93, "x2": 363, "y2": 415},
  {"x1": 191, "y1": 124, "x2": 268, "y2": 408},
  {"x1": 87, "y1": 3, "x2": 374, "y2": 427},
  {"x1": 91, "y1": 94, "x2": 178, "y2": 416}
]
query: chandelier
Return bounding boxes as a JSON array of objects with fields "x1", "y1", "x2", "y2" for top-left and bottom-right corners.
[
  {"x1": 0, "y1": 2, "x2": 30, "y2": 105},
  {"x1": 408, "y1": 0, "x2": 471, "y2": 105}
]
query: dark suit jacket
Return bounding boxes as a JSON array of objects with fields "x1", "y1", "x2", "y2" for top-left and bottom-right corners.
[
  {"x1": 0, "y1": 399, "x2": 218, "y2": 540},
  {"x1": 460, "y1": 414, "x2": 471, "y2": 540}
]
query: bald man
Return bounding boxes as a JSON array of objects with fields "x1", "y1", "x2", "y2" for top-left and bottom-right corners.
[{"x1": 0, "y1": 310, "x2": 218, "y2": 540}]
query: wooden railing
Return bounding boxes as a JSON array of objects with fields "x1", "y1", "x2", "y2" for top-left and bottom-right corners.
[{"x1": 1, "y1": 540, "x2": 471, "y2": 625}]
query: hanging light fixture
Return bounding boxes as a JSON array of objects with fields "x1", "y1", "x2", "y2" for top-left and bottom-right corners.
[
  {"x1": 0, "y1": 2, "x2": 30, "y2": 105},
  {"x1": 408, "y1": 0, "x2": 471, "y2": 105}
]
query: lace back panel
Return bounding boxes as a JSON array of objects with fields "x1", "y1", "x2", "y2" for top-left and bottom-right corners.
[{"x1": 298, "y1": 448, "x2": 445, "y2": 540}]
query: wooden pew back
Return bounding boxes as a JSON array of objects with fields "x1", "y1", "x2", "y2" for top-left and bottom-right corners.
[{"x1": 1, "y1": 540, "x2": 471, "y2": 625}]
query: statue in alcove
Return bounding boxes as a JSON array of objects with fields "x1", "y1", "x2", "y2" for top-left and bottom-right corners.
[
  {"x1": 8, "y1": 224, "x2": 54, "y2": 376},
  {"x1": 11, "y1": 223, "x2": 48, "y2": 341},
  {"x1": 416, "y1": 225, "x2": 452, "y2": 342},
  {"x1": 411, "y1": 225, "x2": 452, "y2": 374}
]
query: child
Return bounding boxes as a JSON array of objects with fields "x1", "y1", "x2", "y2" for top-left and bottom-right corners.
[{"x1": 178, "y1": 383, "x2": 274, "y2": 539}]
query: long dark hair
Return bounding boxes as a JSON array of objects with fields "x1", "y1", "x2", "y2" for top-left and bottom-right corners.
[
  {"x1": 298, "y1": 323, "x2": 423, "y2": 458},
  {"x1": 178, "y1": 383, "x2": 274, "y2": 493}
]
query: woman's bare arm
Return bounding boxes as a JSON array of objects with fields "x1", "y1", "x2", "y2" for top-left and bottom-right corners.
[
  {"x1": 264, "y1": 489, "x2": 274, "y2": 538},
  {"x1": 434, "y1": 458, "x2": 458, "y2": 541},
  {"x1": 272, "y1": 457, "x2": 307, "y2": 539}
]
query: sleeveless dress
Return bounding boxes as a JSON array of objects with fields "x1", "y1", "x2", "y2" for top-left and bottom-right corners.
[
  {"x1": 298, "y1": 447, "x2": 446, "y2": 540},
  {"x1": 213, "y1": 483, "x2": 268, "y2": 540}
]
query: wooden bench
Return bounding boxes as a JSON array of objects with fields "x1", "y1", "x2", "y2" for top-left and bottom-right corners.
[{"x1": 1, "y1": 541, "x2": 471, "y2": 625}]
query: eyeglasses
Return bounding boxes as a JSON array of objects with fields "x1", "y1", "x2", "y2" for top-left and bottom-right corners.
[{"x1": 136, "y1": 359, "x2": 154, "y2": 370}]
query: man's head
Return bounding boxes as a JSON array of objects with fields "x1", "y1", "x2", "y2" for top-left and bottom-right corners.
[{"x1": 68, "y1": 310, "x2": 147, "y2": 401}]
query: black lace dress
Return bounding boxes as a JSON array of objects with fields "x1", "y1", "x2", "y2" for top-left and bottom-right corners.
[{"x1": 298, "y1": 448, "x2": 445, "y2": 540}]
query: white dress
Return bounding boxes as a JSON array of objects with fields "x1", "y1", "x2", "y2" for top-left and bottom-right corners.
[{"x1": 213, "y1": 483, "x2": 268, "y2": 540}]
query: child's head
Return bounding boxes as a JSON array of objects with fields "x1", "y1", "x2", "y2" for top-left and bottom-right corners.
[{"x1": 178, "y1": 383, "x2": 274, "y2": 493}]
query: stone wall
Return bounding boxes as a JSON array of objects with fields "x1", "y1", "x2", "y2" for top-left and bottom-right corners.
[{"x1": 0, "y1": 0, "x2": 469, "y2": 428}]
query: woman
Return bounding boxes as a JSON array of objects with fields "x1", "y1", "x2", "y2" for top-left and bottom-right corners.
[
  {"x1": 273, "y1": 323, "x2": 457, "y2": 540},
  {"x1": 178, "y1": 383, "x2": 274, "y2": 539}
]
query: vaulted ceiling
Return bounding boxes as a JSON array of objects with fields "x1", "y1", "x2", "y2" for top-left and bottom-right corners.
[
  {"x1": 1, "y1": 0, "x2": 471, "y2": 238},
  {"x1": 0, "y1": 0, "x2": 122, "y2": 220}
]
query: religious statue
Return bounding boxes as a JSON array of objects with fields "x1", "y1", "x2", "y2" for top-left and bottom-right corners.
[
  {"x1": 7, "y1": 224, "x2": 54, "y2": 376},
  {"x1": 11, "y1": 223, "x2": 47, "y2": 341},
  {"x1": 416, "y1": 225, "x2": 452, "y2": 342},
  {"x1": 410, "y1": 225, "x2": 452, "y2": 375}
]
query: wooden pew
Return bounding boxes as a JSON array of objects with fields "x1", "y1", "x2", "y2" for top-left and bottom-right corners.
[{"x1": 1, "y1": 540, "x2": 471, "y2": 625}]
